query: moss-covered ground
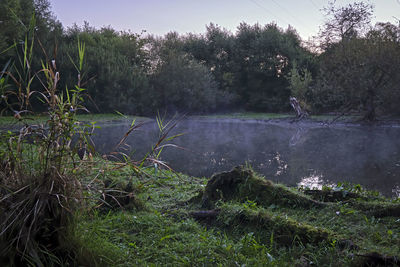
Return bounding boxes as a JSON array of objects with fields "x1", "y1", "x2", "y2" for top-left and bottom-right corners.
[{"x1": 70, "y1": 164, "x2": 400, "y2": 266}]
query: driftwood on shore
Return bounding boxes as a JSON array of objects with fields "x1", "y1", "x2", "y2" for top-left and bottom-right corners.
[{"x1": 290, "y1": 97, "x2": 308, "y2": 119}]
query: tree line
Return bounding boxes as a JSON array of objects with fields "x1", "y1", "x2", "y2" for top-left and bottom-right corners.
[{"x1": 1, "y1": 0, "x2": 399, "y2": 120}]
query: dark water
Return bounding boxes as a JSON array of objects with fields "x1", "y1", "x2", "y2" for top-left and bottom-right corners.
[{"x1": 92, "y1": 119, "x2": 400, "y2": 198}]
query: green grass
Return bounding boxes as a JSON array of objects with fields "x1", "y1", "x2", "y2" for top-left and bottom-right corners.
[
  {"x1": 0, "y1": 112, "x2": 369, "y2": 127},
  {"x1": 309, "y1": 114, "x2": 362, "y2": 122},
  {"x1": 69, "y1": 164, "x2": 400, "y2": 266},
  {"x1": 0, "y1": 113, "x2": 149, "y2": 126},
  {"x1": 72, "y1": 171, "x2": 300, "y2": 266}
]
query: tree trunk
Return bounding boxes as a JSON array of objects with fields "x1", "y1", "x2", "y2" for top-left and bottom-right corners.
[{"x1": 363, "y1": 90, "x2": 376, "y2": 121}]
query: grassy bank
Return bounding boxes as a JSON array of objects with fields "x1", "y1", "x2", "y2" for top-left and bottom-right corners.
[
  {"x1": 0, "y1": 113, "x2": 149, "y2": 127},
  {"x1": 0, "y1": 112, "x2": 375, "y2": 127},
  {"x1": 70, "y1": 163, "x2": 400, "y2": 266}
]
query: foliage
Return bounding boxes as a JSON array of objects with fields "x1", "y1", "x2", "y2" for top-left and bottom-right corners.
[
  {"x1": 183, "y1": 23, "x2": 311, "y2": 112},
  {"x1": 287, "y1": 61, "x2": 313, "y2": 112},
  {"x1": 183, "y1": 24, "x2": 239, "y2": 109},
  {"x1": 51, "y1": 24, "x2": 146, "y2": 115},
  {"x1": 147, "y1": 42, "x2": 218, "y2": 113},
  {"x1": 319, "y1": 1, "x2": 373, "y2": 47},
  {"x1": 315, "y1": 1, "x2": 400, "y2": 120}
]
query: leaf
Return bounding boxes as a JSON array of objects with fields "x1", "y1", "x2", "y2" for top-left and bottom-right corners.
[
  {"x1": 0, "y1": 59, "x2": 12, "y2": 80},
  {"x1": 160, "y1": 234, "x2": 174, "y2": 241},
  {"x1": 165, "y1": 132, "x2": 185, "y2": 142},
  {"x1": 114, "y1": 110, "x2": 128, "y2": 119},
  {"x1": 67, "y1": 53, "x2": 79, "y2": 72}
]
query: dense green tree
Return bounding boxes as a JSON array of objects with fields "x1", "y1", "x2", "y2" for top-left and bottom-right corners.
[
  {"x1": 2, "y1": 0, "x2": 399, "y2": 118},
  {"x1": 315, "y1": 2, "x2": 400, "y2": 120},
  {"x1": 0, "y1": 0, "x2": 63, "y2": 113},
  {"x1": 182, "y1": 25, "x2": 238, "y2": 109},
  {"x1": 59, "y1": 24, "x2": 149, "y2": 114},
  {"x1": 183, "y1": 23, "x2": 311, "y2": 112},
  {"x1": 0, "y1": 0, "x2": 25, "y2": 61},
  {"x1": 286, "y1": 61, "x2": 313, "y2": 112},
  {"x1": 367, "y1": 22, "x2": 400, "y2": 115},
  {"x1": 0, "y1": 0, "x2": 62, "y2": 61},
  {"x1": 145, "y1": 33, "x2": 219, "y2": 114},
  {"x1": 232, "y1": 23, "x2": 307, "y2": 111}
]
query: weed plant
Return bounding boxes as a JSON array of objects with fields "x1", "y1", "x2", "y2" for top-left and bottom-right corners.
[
  {"x1": 0, "y1": 16, "x2": 95, "y2": 265},
  {"x1": 0, "y1": 16, "x2": 183, "y2": 265}
]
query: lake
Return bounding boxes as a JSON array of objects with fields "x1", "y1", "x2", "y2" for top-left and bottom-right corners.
[{"x1": 92, "y1": 118, "x2": 400, "y2": 198}]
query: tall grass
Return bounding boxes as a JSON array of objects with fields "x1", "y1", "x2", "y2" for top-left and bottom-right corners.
[
  {"x1": 0, "y1": 17, "x2": 182, "y2": 266},
  {"x1": 0, "y1": 16, "x2": 92, "y2": 265}
]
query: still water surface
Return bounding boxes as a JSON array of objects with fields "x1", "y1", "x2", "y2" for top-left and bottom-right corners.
[{"x1": 92, "y1": 119, "x2": 400, "y2": 198}]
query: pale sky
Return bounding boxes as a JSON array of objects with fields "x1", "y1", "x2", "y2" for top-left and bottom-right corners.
[{"x1": 49, "y1": 0, "x2": 400, "y2": 40}]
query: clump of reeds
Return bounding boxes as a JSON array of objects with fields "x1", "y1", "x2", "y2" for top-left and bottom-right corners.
[
  {"x1": 0, "y1": 17, "x2": 91, "y2": 265},
  {"x1": 0, "y1": 16, "x2": 183, "y2": 264}
]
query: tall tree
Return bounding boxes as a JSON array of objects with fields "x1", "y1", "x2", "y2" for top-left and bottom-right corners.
[
  {"x1": 60, "y1": 25, "x2": 149, "y2": 114},
  {"x1": 146, "y1": 33, "x2": 219, "y2": 114},
  {"x1": 0, "y1": 0, "x2": 24, "y2": 61},
  {"x1": 319, "y1": 1, "x2": 373, "y2": 47},
  {"x1": 232, "y1": 23, "x2": 306, "y2": 111},
  {"x1": 316, "y1": 1, "x2": 400, "y2": 120}
]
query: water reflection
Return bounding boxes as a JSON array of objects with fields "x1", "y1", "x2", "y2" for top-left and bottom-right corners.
[
  {"x1": 289, "y1": 127, "x2": 309, "y2": 147},
  {"x1": 92, "y1": 119, "x2": 400, "y2": 197},
  {"x1": 267, "y1": 152, "x2": 288, "y2": 176},
  {"x1": 297, "y1": 174, "x2": 334, "y2": 190},
  {"x1": 393, "y1": 185, "x2": 400, "y2": 198}
]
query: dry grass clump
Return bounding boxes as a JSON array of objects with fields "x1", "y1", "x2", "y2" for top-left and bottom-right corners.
[{"x1": 0, "y1": 171, "x2": 82, "y2": 265}]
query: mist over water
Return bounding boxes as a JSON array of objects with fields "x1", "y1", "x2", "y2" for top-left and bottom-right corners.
[{"x1": 92, "y1": 119, "x2": 400, "y2": 197}]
